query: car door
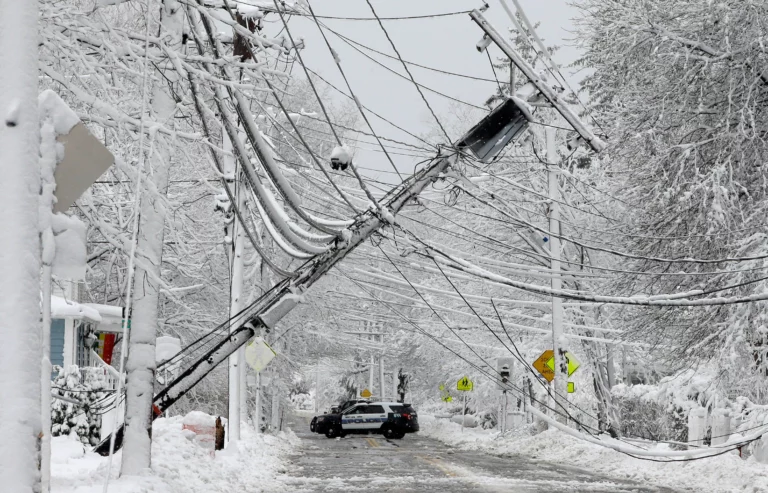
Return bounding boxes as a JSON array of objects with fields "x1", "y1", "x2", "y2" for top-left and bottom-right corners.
[
  {"x1": 341, "y1": 405, "x2": 365, "y2": 431},
  {"x1": 361, "y1": 405, "x2": 387, "y2": 430}
]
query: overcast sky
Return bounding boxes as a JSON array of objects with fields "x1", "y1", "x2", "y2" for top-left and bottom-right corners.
[{"x1": 261, "y1": 0, "x2": 583, "y2": 184}]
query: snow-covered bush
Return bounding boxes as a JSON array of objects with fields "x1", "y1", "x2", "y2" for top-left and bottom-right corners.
[{"x1": 51, "y1": 365, "x2": 110, "y2": 446}]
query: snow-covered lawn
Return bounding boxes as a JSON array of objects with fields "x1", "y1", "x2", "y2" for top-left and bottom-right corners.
[
  {"x1": 51, "y1": 415, "x2": 298, "y2": 493},
  {"x1": 420, "y1": 415, "x2": 768, "y2": 493}
]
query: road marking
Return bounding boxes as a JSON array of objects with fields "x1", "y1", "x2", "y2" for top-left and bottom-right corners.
[
  {"x1": 365, "y1": 437, "x2": 380, "y2": 448},
  {"x1": 417, "y1": 455, "x2": 457, "y2": 477}
]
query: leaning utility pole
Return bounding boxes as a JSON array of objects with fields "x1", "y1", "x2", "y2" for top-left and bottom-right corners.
[
  {"x1": 470, "y1": 9, "x2": 606, "y2": 153},
  {"x1": 546, "y1": 128, "x2": 567, "y2": 421},
  {"x1": 0, "y1": 3, "x2": 42, "y2": 492},
  {"x1": 150, "y1": 147, "x2": 460, "y2": 415}
]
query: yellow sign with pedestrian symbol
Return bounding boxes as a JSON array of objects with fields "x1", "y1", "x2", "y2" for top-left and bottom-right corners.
[
  {"x1": 545, "y1": 351, "x2": 581, "y2": 377},
  {"x1": 361, "y1": 388, "x2": 372, "y2": 398},
  {"x1": 439, "y1": 383, "x2": 453, "y2": 402},
  {"x1": 457, "y1": 376, "x2": 473, "y2": 391}
]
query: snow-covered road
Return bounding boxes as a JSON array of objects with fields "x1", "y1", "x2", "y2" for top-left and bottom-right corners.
[{"x1": 278, "y1": 419, "x2": 677, "y2": 493}]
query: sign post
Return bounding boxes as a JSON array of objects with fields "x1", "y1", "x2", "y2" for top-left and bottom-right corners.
[{"x1": 456, "y1": 376, "x2": 474, "y2": 433}]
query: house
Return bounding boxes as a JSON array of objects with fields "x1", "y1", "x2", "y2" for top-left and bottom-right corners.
[{"x1": 50, "y1": 283, "x2": 124, "y2": 389}]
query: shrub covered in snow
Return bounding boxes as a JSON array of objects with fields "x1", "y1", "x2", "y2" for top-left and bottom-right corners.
[{"x1": 51, "y1": 365, "x2": 110, "y2": 446}]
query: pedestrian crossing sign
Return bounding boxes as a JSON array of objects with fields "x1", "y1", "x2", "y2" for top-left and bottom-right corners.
[{"x1": 457, "y1": 376, "x2": 473, "y2": 391}]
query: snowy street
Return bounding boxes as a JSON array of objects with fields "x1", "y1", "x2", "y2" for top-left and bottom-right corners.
[
  {"x1": 279, "y1": 415, "x2": 676, "y2": 493},
  {"x1": 6, "y1": 0, "x2": 768, "y2": 491}
]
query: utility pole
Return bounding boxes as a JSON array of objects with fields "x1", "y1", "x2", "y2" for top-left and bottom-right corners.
[
  {"x1": 390, "y1": 371, "x2": 397, "y2": 403},
  {"x1": 224, "y1": 131, "x2": 244, "y2": 442},
  {"x1": 547, "y1": 128, "x2": 567, "y2": 422},
  {"x1": 379, "y1": 355, "x2": 385, "y2": 400},
  {"x1": 369, "y1": 354, "x2": 375, "y2": 395},
  {"x1": 470, "y1": 10, "x2": 606, "y2": 153},
  {"x1": 314, "y1": 364, "x2": 320, "y2": 413},
  {"x1": 0, "y1": 3, "x2": 42, "y2": 491}
]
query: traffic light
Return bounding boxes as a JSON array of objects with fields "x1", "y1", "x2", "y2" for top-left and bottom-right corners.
[
  {"x1": 500, "y1": 364, "x2": 511, "y2": 384},
  {"x1": 496, "y1": 358, "x2": 515, "y2": 390}
]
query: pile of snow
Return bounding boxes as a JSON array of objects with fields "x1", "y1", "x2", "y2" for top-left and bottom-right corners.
[
  {"x1": 51, "y1": 412, "x2": 299, "y2": 493},
  {"x1": 420, "y1": 414, "x2": 768, "y2": 493}
]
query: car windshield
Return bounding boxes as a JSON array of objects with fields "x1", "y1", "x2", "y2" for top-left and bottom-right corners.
[{"x1": 389, "y1": 405, "x2": 416, "y2": 414}]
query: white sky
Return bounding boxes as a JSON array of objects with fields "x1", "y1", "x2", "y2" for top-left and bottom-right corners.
[{"x1": 261, "y1": 0, "x2": 583, "y2": 184}]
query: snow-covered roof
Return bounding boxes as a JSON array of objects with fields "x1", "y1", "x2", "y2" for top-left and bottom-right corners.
[
  {"x1": 83, "y1": 302, "x2": 125, "y2": 333},
  {"x1": 51, "y1": 295, "x2": 102, "y2": 323}
]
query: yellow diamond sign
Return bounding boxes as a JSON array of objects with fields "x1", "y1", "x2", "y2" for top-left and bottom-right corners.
[
  {"x1": 545, "y1": 351, "x2": 581, "y2": 377},
  {"x1": 457, "y1": 376, "x2": 474, "y2": 391}
]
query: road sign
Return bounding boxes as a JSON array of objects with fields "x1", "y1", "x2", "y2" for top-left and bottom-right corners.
[
  {"x1": 361, "y1": 388, "x2": 372, "y2": 398},
  {"x1": 532, "y1": 350, "x2": 554, "y2": 382},
  {"x1": 457, "y1": 376, "x2": 474, "y2": 391},
  {"x1": 545, "y1": 351, "x2": 581, "y2": 377},
  {"x1": 244, "y1": 337, "x2": 276, "y2": 372},
  {"x1": 567, "y1": 382, "x2": 575, "y2": 393}
]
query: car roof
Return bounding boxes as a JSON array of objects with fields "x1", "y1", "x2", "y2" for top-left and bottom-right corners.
[{"x1": 366, "y1": 402, "x2": 412, "y2": 406}]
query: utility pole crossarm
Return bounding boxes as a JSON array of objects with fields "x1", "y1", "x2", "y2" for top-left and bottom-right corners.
[{"x1": 469, "y1": 9, "x2": 606, "y2": 153}]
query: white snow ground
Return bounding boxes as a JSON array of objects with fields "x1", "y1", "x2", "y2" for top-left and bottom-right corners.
[
  {"x1": 420, "y1": 415, "x2": 768, "y2": 493},
  {"x1": 51, "y1": 414, "x2": 298, "y2": 492}
]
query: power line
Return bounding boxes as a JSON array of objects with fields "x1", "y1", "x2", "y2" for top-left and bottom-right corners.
[
  {"x1": 319, "y1": 18, "x2": 488, "y2": 112},
  {"x1": 302, "y1": 0, "x2": 405, "y2": 181},
  {"x1": 305, "y1": 66, "x2": 436, "y2": 149},
  {"x1": 324, "y1": 24, "x2": 506, "y2": 85}
]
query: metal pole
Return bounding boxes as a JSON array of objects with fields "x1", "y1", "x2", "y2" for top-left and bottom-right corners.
[
  {"x1": 0, "y1": 2, "x2": 42, "y2": 491},
  {"x1": 462, "y1": 393, "x2": 467, "y2": 432},
  {"x1": 254, "y1": 371, "x2": 261, "y2": 433},
  {"x1": 500, "y1": 391, "x2": 506, "y2": 434},
  {"x1": 547, "y1": 127, "x2": 567, "y2": 423}
]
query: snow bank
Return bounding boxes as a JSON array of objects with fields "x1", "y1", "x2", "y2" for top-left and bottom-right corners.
[
  {"x1": 420, "y1": 415, "x2": 768, "y2": 493},
  {"x1": 51, "y1": 415, "x2": 298, "y2": 492}
]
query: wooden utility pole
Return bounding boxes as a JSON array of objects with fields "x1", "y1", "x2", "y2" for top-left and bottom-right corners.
[
  {"x1": 0, "y1": 2, "x2": 42, "y2": 491},
  {"x1": 224, "y1": 131, "x2": 245, "y2": 442}
]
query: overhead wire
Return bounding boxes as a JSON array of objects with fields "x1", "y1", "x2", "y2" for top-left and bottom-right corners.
[{"x1": 301, "y1": 0, "x2": 405, "y2": 180}]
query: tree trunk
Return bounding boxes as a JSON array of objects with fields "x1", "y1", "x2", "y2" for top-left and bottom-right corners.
[
  {"x1": 121, "y1": 0, "x2": 183, "y2": 475},
  {"x1": 0, "y1": 3, "x2": 42, "y2": 491}
]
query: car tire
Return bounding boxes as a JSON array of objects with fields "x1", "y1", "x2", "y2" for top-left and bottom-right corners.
[
  {"x1": 393, "y1": 431, "x2": 405, "y2": 439},
  {"x1": 382, "y1": 425, "x2": 399, "y2": 440},
  {"x1": 325, "y1": 425, "x2": 340, "y2": 438}
]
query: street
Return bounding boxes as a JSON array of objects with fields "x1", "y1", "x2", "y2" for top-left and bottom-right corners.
[{"x1": 278, "y1": 417, "x2": 678, "y2": 493}]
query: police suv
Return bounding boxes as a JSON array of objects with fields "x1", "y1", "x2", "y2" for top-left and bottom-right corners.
[{"x1": 322, "y1": 401, "x2": 419, "y2": 439}]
